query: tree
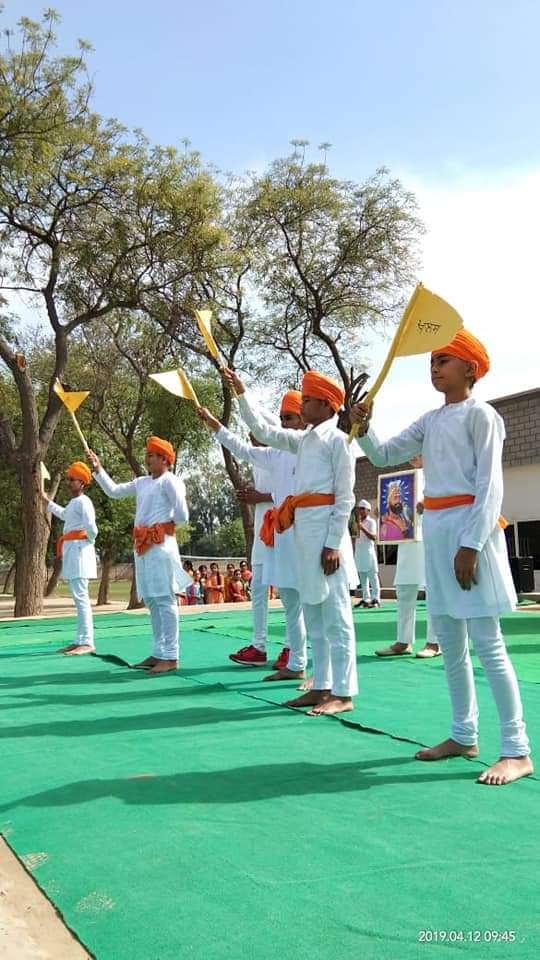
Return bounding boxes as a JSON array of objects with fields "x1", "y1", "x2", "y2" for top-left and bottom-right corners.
[
  {"x1": 244, "y1": 145, "x2": 424, "y2": 406},
  {"x1": 0, "y1": 12, "x2": 221, "y2": 615}
]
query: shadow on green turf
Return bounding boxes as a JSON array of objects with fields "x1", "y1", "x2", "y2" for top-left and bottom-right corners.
[
  {"x1": 0, "y1": 757, "x2": 478, "y2": 811},
  {"x1": 0, "y1": 703, "x2": 287, "y2": 739}
]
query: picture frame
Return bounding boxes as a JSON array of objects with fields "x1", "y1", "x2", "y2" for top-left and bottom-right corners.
[{"x1": 377, "y1": 469, "x2": 419, "y2": 544}]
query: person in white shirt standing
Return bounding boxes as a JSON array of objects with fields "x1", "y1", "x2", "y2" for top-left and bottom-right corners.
[
  {"x1": 42, "y1": 461, "x2": 98, "y2": 655},
  {"x1": 376, "y1": 462, "x2": 440, "y2": 657},
  {"x1": 198, "y1": 390, "x2": 307, "y2": 681},
  {"x1": 351, "y1": 328, "x2": 532, "y2": 785},
  {"x1": 353, "y1": 500, "x2": 381, "y2": 608},
  {"x1": 87, "y1": 437, "x2": 190, "y2": 674},
  {"x1": 224, "y1": 367, "x2": 358, "y2": 716}
]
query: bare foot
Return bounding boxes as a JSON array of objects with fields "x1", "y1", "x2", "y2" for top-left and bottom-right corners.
[
  {"x1": 147, "y1": 659, "x2": 178, "y2": 674},
  {"x1": 477, "y1": 756, "x2": 534, "y2": 786},
  {"x1": 298, "y1": 677, "x2": 313, "y2": 691},
  {"x1": 133, "y1": 656, "x2": 159, "y2": 670},
  {"x1": 284, "y1": 689, "x2": 330, "y2": 709},
  {"x1": 415, "y1": 738, "x2": 479, "y2": 761},
  {"x1": 264, "y1": 668, "x2": 305, "y2": 682},
  {"x1": 308, "y1": 696, "x2": 354, "y2": 716},
  {"x1": 57, "y1": 644, "x2": 78, "y2": 653},
  {"x1": 64, "y1": 645, "x2": 95, "y2": 656}
]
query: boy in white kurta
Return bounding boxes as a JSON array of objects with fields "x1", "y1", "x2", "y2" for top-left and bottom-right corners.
[
  {"x1": 42, "y1": 461, "x2": 98, "y2": 655},
  {"x1": 225, "y1": 368, "x2": 358, "y2": 716},
  {"x1": 353, "y1": 500, "x2": 381, "y2": 607},
  {"x1": 198, "y1": 390, "x2": 307, "y2": 681},
  {"x1": 352, "y1": 328, "x2": 532, "y2": 785},
  {"x1": 87, "y1": 437, "x2": 190, "y2": 674}
]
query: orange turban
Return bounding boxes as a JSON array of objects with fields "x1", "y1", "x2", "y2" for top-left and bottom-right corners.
[
  {"x1": 66, "y1": 462, "x2": 92, "y2": 485},
  {"x1": 432, "y1": 329, "x2": 490, "y2": 381},
  {"x1": 302, "y1": 371, "x2": 345, "y2": 412},
  {"x1": 146, "y1": 436, "x2": 175, "y2": 465},
  {"x1": 280, "y1": 390, "x2": 302, "y2": 416}
]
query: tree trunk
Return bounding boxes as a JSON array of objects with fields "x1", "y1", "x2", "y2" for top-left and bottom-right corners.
[
  {"x1": 45, "y1": 554, "x2": 63, "y2": 596},
  {"x1": 127, "y1": 561, "x2": 144, "y2": 610},
  {"x1": 238, "y1": 500, "x2": 254, "y2": 562},
  {"x1": 97, "y1": 549, "x2": 114, "y2": 605},
  {"x1": 220, "y1": 446, "x2": 253, "y2": 561},
  {"x1": 14, "y1": 468, "x2": 49, "y2": 617},
  {"x1": 2, "y1": 561, "x2": 16, "y2": 595}
]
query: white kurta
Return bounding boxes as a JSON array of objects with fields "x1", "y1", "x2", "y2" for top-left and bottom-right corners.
[
  {"x1": 354, "y1": 516, "x2": 378, "y2": 571},
  {"x1": 94, "y1": 468, "x2": 191, "y2": 599},
  {"x1": 357, "y1": 398, "x2": 517, "y2": 618},
  {"x1": 47, "y1": 494, "x2": 98, "y2": 581},
  {"x1": 216, "y1": 424, "x2": 299, "y2": 589},
  {"x1": 238, "y1": 395, "x2": 357, "y2": 605}
]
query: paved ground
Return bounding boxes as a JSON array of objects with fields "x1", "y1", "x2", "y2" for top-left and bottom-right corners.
[
  {"x1": 0, "y1": 839, "x2": 92, "y2": 960},
  {"x1": 0, "y1": 595, "x2": 280, "y2": 620}
]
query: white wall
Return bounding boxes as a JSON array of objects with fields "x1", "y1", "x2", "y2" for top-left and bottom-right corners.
[{"x1": 502, "y1": 464, "x2": 540, "y2": 522}]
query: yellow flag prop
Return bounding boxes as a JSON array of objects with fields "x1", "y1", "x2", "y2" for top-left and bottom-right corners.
[
  {"x1": 54, "y1": 380, "x2": 90, "y2": 450},
  {"x1": 348, "y1": 283, "x2": 463, "y2": 442},
  {"x1": 194, "y1": 308, "x2": 237, "y2": 397},
  {"x1": 149, "y1": 368, "x2": 200, "y2": 407},
  {"x1": 39, "y1": 462, "x2": 50, "y2": 492},
  {"x1": 195, "y1": 309, "x2": 220, "y2": 361}
]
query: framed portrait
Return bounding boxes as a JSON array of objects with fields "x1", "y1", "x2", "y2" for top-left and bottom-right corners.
[{"x1": 377, "y1": 469, "x2": 419, "y2": 544}]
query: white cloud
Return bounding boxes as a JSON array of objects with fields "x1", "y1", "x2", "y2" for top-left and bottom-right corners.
[{"x1": 363, "y1": 168, "x2": 540, "y2": 438}]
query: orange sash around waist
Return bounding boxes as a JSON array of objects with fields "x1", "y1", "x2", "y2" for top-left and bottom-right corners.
[
  {"x1": 133, "y1": 520, "x2": 176, "y2": 556},
  {"x1": 56, "y1": 529, "x2": 87, "y2": 559},
  {"x1": 423, "y1": 495, "x2": 508, "y2": 530},
  {"x1": 259, "y1": 494, "x2": 335, "y2": 547}
]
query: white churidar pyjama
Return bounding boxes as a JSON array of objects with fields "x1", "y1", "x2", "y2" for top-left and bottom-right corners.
[
  {"x1": 279, "y1": 587, "x2": 307, "y2": 670},
  {"x1": 146, "y1": 594, "x2": 179, "y2": 660},
  {"x1": 432, "y1": 614, "x2": 530, "y2": 757},
  {"x1": 250, "y1": 563, "x2": 268, "y2": 652},
  {"x1": 69, "y1": 578, "x2": 94, "y2": 647},
  {"x1": 396, "y1": 584, "x2": 436, "y2": 647},
  {"x1": 302, "y1": 567, "x2": 358, "y2": 697},
  {"x1": 359, "y1": 560, "x2": 380, "y2": 604}
]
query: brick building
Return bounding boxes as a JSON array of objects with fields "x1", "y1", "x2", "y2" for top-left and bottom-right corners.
[{"x1": 354, "y1": 387, "x2": 540, "y2": 589}]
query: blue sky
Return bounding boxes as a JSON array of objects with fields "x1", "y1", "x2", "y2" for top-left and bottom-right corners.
[
  {"x1": 7, "y1": 1, "x2": 539, "y2": 433},
  {"x1": 9, "y1": 0, "x2": 540, "y2": 179}
]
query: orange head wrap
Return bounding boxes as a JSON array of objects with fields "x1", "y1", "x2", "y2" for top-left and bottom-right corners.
[
  {"x1": 432, "y1": 329, "x2": 490, "y2": 381},
  {"x1": 301, "y1": 371, "x2": 345, "y2": 413},
  {"x1": 146, "y1": 436, "x2": 175, "y2": 466},
  {"x1": 280, "y1": 390, "x2": 302, "y2": 416},
  {"x1": 66, "y1": 462, "x2": 92, "y2": 485}
]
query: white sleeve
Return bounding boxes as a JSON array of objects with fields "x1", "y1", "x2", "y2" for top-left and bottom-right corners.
[
  {"x1": 238, "y1": 394, "x2": 303, "y2": 453},
  {"x1": 355, "y1": 417, "x2": 425, "y2": 467},
  {"x1": 47, "y1": 501, "x2": 66, "y2": 521},
  {"x1": 216, "y1": 426, "x2": 276, "y2": 467},
  {"x1": 326, "y1": 438, "x2": 356, "y2": 550},
  {"x1": 94, "y1": 468, "x2": 138, "y2": 499},
  {"x1": 163, "y1": 473, "x2": 189, "y2": 524},
  {"x1": 460, "y1": 406, "x2": 505, "y2": 552},
  {"x1": 78, "y1": 497, "x2": 98, "y2": 544}
]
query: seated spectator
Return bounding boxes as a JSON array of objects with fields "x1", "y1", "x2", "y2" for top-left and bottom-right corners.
[
  {"x1": 224, "y1": 562, "x2": 235, "y2": 602},
  {"x1": 183, "y1": 559, "x2": 194, "y2": 576},
  {"x1": 205, "y1": 561, "x2": 225, "y2": 604},
  {"x1": 239, "y1": 560, "x2": 252, "y2": 599},
  {"x1": 230, "y1": 569, "x2": 247, "y2": 602}
]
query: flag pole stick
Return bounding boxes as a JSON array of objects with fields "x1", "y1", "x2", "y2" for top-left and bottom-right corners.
[{"x1": 347, "y1": 285, "x2": 421, "y2": 444}]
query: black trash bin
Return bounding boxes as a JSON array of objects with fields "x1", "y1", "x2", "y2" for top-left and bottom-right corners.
[{"x1": 509, "y1": 556, "x2": 535, "y2": 593}]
